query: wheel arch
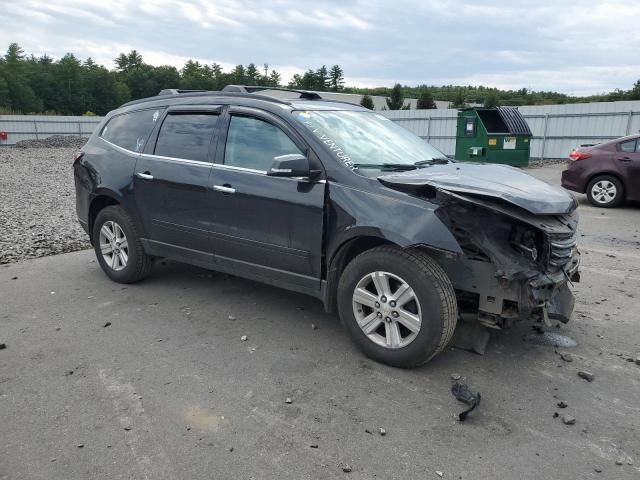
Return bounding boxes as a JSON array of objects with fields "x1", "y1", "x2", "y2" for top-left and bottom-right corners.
[{"x1": 88, "y1": 189, "x2": 146, "y2": 245}]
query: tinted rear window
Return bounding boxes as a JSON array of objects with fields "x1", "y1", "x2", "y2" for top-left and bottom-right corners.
[
  {"x1": 154, "y1": 113, "x2": 219, "y2": 162},
  {"x1": 101, "y1": 109, "x2": 160, "y2": 152}
]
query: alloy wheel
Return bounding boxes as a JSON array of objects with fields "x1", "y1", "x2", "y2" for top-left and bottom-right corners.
[
  {"x1": 591, "y1": 180, "x2": 617, "y2": 205},
  {"x1": 99, "y1": 221, "x2": 129, "y2": 271},
  {"x1": 352, "y1": 271, "x2": 422, "y2": 348}
]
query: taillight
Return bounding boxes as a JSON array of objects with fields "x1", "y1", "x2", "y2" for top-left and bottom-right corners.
[
  {"x1": 569, "y1": 149, "x2": 591, "y2": 161},
  {"x1": 73, "y1": 151, "x2": 84, "y2": 164}
]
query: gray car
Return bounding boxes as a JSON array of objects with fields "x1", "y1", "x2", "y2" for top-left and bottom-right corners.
[{"x1": 74, "y1": 86, "x2": 580, "y2": 367}]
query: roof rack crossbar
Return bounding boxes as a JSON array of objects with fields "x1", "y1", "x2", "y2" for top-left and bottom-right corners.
[
  {"x1": 222, "y1": 85, "x2": 323, "y2": 100},
  {"x1": 158, "y1": 89, "x2": 209, "y2": 96}
]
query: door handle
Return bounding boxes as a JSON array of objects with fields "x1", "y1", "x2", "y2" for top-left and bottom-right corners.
[
  {"x1": 617, "y1": 157, "x2": 631, "y2": 162},
  {"x1": 136, "y1": 172, "x2": 154, "y2": 180},
  {"x1": 213, "y1": 184, "x2": 236, "y2": 194}
]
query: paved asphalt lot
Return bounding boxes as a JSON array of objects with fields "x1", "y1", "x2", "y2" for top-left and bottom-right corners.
[{"x1": 1, "y1": 164, "x2": 639, "y2": 479}]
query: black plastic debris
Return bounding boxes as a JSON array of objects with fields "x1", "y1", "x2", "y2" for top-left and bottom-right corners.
[
  {"x1": 451, "y1": 382, "x2": 481, "y2": 421},
  {"x1": 0, "y1": 343, "x2": 6, "y2": 350}
]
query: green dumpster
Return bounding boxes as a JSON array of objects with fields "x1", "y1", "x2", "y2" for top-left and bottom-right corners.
[{"x1": 454, "y1": 107, "x2": 532, "y2": 167}]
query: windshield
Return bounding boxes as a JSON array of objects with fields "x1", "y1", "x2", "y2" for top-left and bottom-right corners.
[{"x1": 293, "y1": 110, "x2": 448, "y2": 170}]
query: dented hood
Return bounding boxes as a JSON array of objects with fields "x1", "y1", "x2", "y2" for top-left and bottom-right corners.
[{"x1": 378, "y1": 162, "x2": 576, "y2": 215}]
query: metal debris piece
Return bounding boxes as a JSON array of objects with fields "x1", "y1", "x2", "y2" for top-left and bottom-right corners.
[
  {"x1": 342, "y1": 465, "x2": 352, "y2": 473},
  {"x1": 379, "y1": 428, "x2": 386, "y2": 436},
  {"x1": 562, "y1": 415, "x2": 576, "y2": 425},
  {"x1": 228, "y1": 315, "x2": 236, "y2": 321},
  {"x1": 240, "y1": 335, "x2": 248, "y2": 342},
  {"x1": 285, "y1": 397, "x2": 292, "y2": 404},
  {"x1": 451, "y1": 382, "x2": 481, "y2": 421},
  {"x1": 577, "y1": 371, "x2": 595, "y2": 382}
]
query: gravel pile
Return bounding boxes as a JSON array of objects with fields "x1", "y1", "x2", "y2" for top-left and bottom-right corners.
[
  {"x1": 0, "y1": 147, "x2": 91, "y2": 264},
  {"x1": 14, "y1": 135, "x2": 88, "y2": 149}
]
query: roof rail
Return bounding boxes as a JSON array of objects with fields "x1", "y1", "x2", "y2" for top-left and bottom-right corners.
[
  {"x1": 158, "y1": 89, "x2": 209, "y2": 96},
  {"x1": 222, "y1": 85, "x2": 323, "y2": 100}
]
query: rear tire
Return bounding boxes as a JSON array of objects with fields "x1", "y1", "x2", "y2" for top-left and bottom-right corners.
[
  {"x1": 92, "y1": 205, "x2": 152, "y2": 283},
  {"x1": 587, "y1": 175, "x2": 624, "y2": 208},
  {"x1": 337, "y1": 246, "x2": 457, "y2": 368}
]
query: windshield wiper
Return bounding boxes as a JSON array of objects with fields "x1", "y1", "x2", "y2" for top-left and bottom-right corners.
[
  {"x1": 414, "y1": 157, "x2": 450, "y2": 166},
  {"x1": 354, "y1": 163, "x2": 418, "y2": 171}
]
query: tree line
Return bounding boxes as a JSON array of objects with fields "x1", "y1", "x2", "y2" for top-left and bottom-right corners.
[
  {"x1": 1, "y1": 42, "x2": 639, "y2": 115},
  {"x1": 0, "y1": 43, "x2": 345, "y2": 116}
]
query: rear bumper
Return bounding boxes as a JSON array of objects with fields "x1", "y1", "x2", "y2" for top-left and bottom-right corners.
[{"x1": 561, "y1": 165, "x2": 586, "y2": 193}]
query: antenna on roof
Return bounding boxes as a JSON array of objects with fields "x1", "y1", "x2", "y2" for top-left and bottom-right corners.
[{"x1": 222, "y1": 85, "x2": 322, "y2": 100}]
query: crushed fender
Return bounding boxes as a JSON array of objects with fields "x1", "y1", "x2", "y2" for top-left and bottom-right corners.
[{"x1": 451, "y1": 383, "x2": 481, "y2": 421}]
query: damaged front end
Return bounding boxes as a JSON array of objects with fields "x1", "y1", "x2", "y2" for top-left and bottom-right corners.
[
  {"x1": 379, "y1": 167, "x2": 580, "y2": 331},
  {"x1": 432, "y1": 189, "x2": 580, "y2": 329}
]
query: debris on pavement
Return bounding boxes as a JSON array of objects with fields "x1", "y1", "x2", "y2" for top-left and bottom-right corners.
[
  {"x1": 228, "y1": 315, "x2": 236, "y2": 321},
  {"x1": 435, "y1": 471, "x2": 444, "y2": 477},
  {"x1": 310, "y1": 444, "x2": 319, "y2": 448},
  {"x1": 523, "y1": 331, "x2": 577, "y2": 348},
  {"x1": 577, "y1": 371, "x2": 595, "y2": 382},
  {"x1": 342, "y1": 465, "x2": 352, "y2": 473},
  {"x1": 562, "y1": 415, "x2": 576, "y2": 425},
  {"x1": 11, "y1": 276, "x2": 17, "y2": 280},
  {"x1": 450, "y1": 373, "x2": 461, "y2": 381},
  {"x1": 450, "y1": 321, "x2": 491, "y2": 354},
  {"x1": 553, "y1": 412, "x2": 559, "y2": 418},
  {"x1": 77, "y1": 444, "x2": 84, "y2": 448},
  {"x1": 311, "y1": 324, "x2": 318, "y2": 330},
  {"x1": 0, "y1": 343, "x2": 6, "y2": 350},
  {"x1": 557, "y1": 401, "x2": 568, "y2": 408},
  {"x1": 285, "y1": 397, "x2": 293, "y2": 404},
  {"x1": 594, "y1": 466, "x2": 602, "y2": 473},
  {"x1": 559, "y1": 352, "x2": 574, "y2": 362},
  {"x1": 103, "y1": 321, "x2": 111, "y2": 328},
  {"x1": 451, "y1": 382, "x2": 481, "y2": 421},
  {"x1": 635, "y1": 355, "x2": 640, "y2": 366},
  {"x1": 240, "y1": 335, "x2": 248, "y2": 342},
  {"x1": 379, "y1": 427, "x2": 386, "y2": 436},
  {"x1": 615, "y1": 458, "x2": 624, "y2": 466}
]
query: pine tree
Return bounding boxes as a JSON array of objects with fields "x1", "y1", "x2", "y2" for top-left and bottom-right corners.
[
  {"x1": 386, "y1": 83, "x2": 406, "y2": 110},
  {"x1": 268, "y1": 70, "x2": 281, "y2": 87},
  {"x1": 360, "y1": 94, "x2": 374, "y2": 110},
  {"x1": 329, "y1": 65, "x2": 344, "y2": 92},
  {"x1": 416, "y1": 89, "x2": 436, "y2": 109},
  {"x1": 246, "y1": 63, "x2": 259, "y2": 85},
  {"x1": 451, "y1": 88, "x2": 466, "y2": 108},
  {"x1": 315, "y1": 65, "x2": 329, "y2": 91}
]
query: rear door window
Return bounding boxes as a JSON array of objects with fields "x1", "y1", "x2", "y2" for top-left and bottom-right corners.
[
  {"x1": 224, "y1": 116, "x2": 303, "y2": 171},
  {"x1": 619, "y1": 139, "x2": 637, "y2": 153},
  {"x1": 154, "y1": 113, "x2": 219, "y2": 162},
  {"x1": 101, "y1": 109, "x2": 160, "y2": 152}
]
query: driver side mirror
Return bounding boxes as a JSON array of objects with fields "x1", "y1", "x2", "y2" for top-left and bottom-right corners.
[{"x1": 267, "y1": 153, "x2": 311, "y2": 178}]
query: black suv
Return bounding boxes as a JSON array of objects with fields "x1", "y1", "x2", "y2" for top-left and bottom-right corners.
[{"x1": 74, "y1": 87, "x2": 580, "y2": 367}]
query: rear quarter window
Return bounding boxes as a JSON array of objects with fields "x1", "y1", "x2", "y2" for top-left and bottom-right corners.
[{"x1": 101, "y1": 108, "x2": 162, "y2": 152}]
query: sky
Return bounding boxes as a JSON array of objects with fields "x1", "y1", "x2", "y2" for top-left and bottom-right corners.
[{"x1": 0, "y1": 0, "x2": 639, "y2": 95}]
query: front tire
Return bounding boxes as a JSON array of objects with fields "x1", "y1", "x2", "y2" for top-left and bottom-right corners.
[
  {"x1": 337, "y1": 246, "x2": 457, "y2": 368},
  {"x1": 92, "y1": 205, "x2": 152, "y2": 283},
  {"x1": 587, "y1": 175, "x2": 624, "y2": 208}
]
